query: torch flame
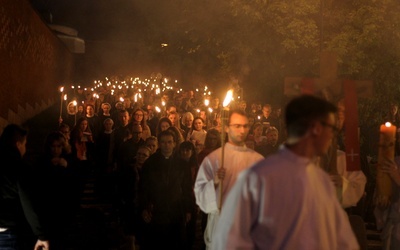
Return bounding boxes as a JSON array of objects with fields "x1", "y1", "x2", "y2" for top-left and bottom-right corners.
[{"x1": 223, "y1": 89, "x2": 233, "y2": 107}]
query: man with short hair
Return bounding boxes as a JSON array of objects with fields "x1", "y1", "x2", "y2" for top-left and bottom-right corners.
[
  {"x1": 117, "y1": 123, "x2": 145, "y2": 169},
  {"x1": 194, "y1": 109, "x2": 264, "y2": 249},
  {"x1": 138, "y1": 130, "x2": 194, "y2": 249},
  {"x1": 212, "y1": 95, "x2": 359, "y2": 250},
  {"x1": 260, "y1": 103, "x2": 274, "y2": 133}
]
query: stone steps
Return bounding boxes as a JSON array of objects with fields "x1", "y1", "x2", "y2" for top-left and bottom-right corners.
[{"x1": 366, "y1": 226, "x2": 382, "y2": 250}]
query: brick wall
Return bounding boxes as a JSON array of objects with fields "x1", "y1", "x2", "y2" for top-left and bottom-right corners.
[{"x1": 0, "y1": 0, "x2": 74, "y2": 130}]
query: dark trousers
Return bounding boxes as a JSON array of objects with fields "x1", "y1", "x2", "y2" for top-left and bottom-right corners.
[{"x1": 141, "y1": 222, "x2": 185, "y2": 250}]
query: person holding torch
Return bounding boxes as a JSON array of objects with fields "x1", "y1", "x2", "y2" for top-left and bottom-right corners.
[{"x1": 194, "y1": 90, "x2": 263, "y2": 250}]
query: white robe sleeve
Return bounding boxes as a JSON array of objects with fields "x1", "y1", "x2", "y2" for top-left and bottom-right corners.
[
  {"x1": 212, "y1": 170, "x2": 259, "y2": 250},
  {"x1": 194, "y1": 155, "x2": 219, "y2": 213},
  {"x1": 337, "y1": 150, "x2": 367, "y2": 208}
]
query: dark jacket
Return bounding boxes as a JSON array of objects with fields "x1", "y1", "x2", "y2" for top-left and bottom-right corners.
[
  {"x1": 0, "y1": 148, "x2": 48, "y2": 241},
  {"x1": 139, "y1": 152, "x2": 195, "y2": 224}
]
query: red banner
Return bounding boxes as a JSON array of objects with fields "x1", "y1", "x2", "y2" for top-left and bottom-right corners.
[{"x1": 300, "y1": 78, "x2": 314, "y2": 95}]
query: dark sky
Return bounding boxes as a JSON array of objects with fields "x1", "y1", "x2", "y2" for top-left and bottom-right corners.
[
  {"x1": 29, "y1": 0, "x2": 283, "y2": 103},
  {"x1": 32, "y1": 0, "x2": 144, "y2": 41},
  {"x1": 30, "y1": 0, "x2": 156, "y2": 82}
]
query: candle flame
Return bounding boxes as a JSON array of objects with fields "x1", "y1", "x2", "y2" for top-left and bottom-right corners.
[
  {"x1": 385, "y1": 122, "x2": 392, "y2": 127},
  {"x1": 223, "y1": 89, "x2": 233, "y2": 107}
]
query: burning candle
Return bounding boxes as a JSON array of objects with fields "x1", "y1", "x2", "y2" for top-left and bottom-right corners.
[
  {"x1": 376, "y1": 122, "x2": 396, "y2": 207},
  {"x1": 59, "y1": 86, "x2": 64, "y2": 122},
  {"x1": 379, "y1": 122, "x2": 396, "y2": 159}
]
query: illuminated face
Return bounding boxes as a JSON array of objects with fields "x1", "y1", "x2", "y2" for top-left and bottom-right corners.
[
  {"x1": 315, "y1": 113, "x2": 337, "y2": 156},
  {"x1": 131, "y1": 125, "x2": 143, "y2": 142},
  {"x1": 80, "y1": 120, "x2": 88, "y2": 131},
  {"x1": 103, "y1": 119, "x2": 114, "y2": 131},
  {"x1": 51, "y1": 139, "x2": 64, "y2": 157},
  {"x1": 68, "y1": 104, "x2": 76, "y2": 113},
  {"x1": 168, "y1": 113, "x2": 178, "y2": 125},
  {"x1": 240, "y1": 102, "x2": 247, "y2": 110},
  {"x1": 200, "y1": 111, "x2": 207, "y2": 120},
  {"x1": 180, "y1": 147, "x2": 193, "y2": 161},
  {"x1": 102, "y1": 104, "x2": 111, "y2": 114},
  {"x1": 207, "y1": 134, "x2": 219, "y2": 149},
  {"x1": 193, "y1": 118, "x2": 204, "y2": 131},
  {"x1": 262, "y1": 106, "x2": 271, "y2": 118},
  {"x1": 119, "y1": 111, "x2": 130, "y2": 126},
  {"x1": 160, "y1": 121, "x2": 170, "y2": 131},
  {"x1": 134, "y1": 111, "x2": 144, "y2": 122},
  {"x1": 136, "y1": 148, "x2": 150, "y2": 165},
  {"x1": 226, "y1": 113, "x2": 250, "y2": 146},
  {"x1": 124, "y1": 99, "x2": 131, "y2": 108},
  {"x1": 159, "y1": 135, "x2": 176, "y2": 157},
  {"x1": 184, "y1": 116, "x2": 193, "y2": 127},
  {"x1": 147, "y1": 105, "x2": 154, "y2": 116},
  {"x1": 253, "y1": 125, "x2": 263, "y2": 137},
  {"x1": 145, "y1": 140, "x2": 158, "y2": 154},
  {"x1": 60, "y1": 128, "x2": 70, "y2": 140},
  {"x1": 86, "y1": 106, "x2": 94, "y2": 116},
  {"x1": 266, "y1": 131, "x2": 279, "y2": 145},
  {"x1": 17, "y1": 137, "x2": 27, "y2": 157}
]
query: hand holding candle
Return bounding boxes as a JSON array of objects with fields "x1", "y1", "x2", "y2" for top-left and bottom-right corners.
[{"x1": 376, "y1": 122, "x2": 396, "y2": 208}]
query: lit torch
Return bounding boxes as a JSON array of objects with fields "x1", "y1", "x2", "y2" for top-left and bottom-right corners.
[{"x1": 219, "y1": 89, "x2": 233, "y2": 212}]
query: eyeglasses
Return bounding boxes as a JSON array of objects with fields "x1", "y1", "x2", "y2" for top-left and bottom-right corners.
[
  {"x1": 229, "y1": 124, "x2": 250, "y2": 129},
  {"x1": 320, "y1": 121, "x2": 339, "y2": 133}
]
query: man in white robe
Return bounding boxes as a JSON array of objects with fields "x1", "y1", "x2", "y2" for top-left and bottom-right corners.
[
  {"x1": 212, "y1": 95, "x2": 359, "y2": 250},
  {"x1": 194, "y1": 109, "x2": 264, "y2": 249}
]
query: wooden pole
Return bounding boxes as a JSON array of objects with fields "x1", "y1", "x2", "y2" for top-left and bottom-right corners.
[
  {"x1": 219, "y1": 108, "x2": 227, "y2": 212},
  {"x1": 218, "y1": 89, "x2": 233, "y2": 212}
]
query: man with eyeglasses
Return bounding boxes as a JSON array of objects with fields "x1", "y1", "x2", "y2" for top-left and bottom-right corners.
[
  {"x1": 117, "y1": 123, "x2": 145, "y2": 171},
  {"x1": 194, "y1": 109, "x2": 264, "y2": 249},
  {"x1": 212, "y1": 95, "x2": 359, "y2": 250}
]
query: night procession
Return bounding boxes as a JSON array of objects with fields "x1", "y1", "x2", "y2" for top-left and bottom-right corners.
[{"x1": 3, "y1": 1, "x2": 400, "y2": 250}]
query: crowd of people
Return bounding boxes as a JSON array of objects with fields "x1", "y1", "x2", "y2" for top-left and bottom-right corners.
[{"x1": 2, "y1": 83, "x2": 400, "y2": 250}]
